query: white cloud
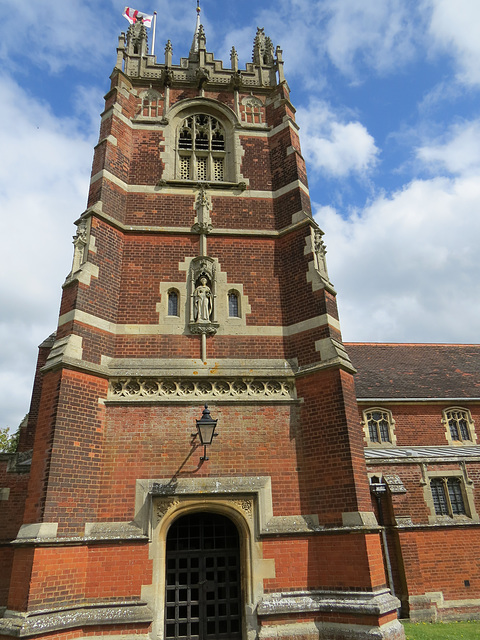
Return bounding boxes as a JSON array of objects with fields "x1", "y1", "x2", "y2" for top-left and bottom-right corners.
[
  {"x1": 296, "y1": 101, "x2": 379, "y2": 178},
  {"x1": 318, "y1": 173, "x2": 480, "y2": 343},
  {"x1": 0, "y1": 75, "x2": 93, "y2": 428},
  {"x1": 218, "y1": 0, "x2": 423, "y2": 88},
  {"x1": 322, "y1": 0, "x2": 419, "y2": 76},
  {"x1": 0, "y1": 0, "x2": 201, "y2": 73},
  {"x1": 0, "y1": 0, "x2": 115, "y2": 72},
  {"x1": 425, "y1": 0, "x2": 480, "y2": 86},
  {"x1": 417, "y1": 119, "x2": 480, "y2": 175}
]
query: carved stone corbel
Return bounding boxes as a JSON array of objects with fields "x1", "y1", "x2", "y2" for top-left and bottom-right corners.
[{"x1": 196, "y1": 66, "x2": 210, "y2": 89}]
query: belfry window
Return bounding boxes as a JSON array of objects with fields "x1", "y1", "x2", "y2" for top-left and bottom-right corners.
[{"x1": 178, "y1": 115, "x2": 226, "y2": 181}]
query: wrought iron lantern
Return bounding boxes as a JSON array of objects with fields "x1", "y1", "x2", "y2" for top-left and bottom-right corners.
[
  {"x1": 195, "y1": 404, "x2": 218, "y2": 461},
  {"x1": 369, "y1": 476, "x2": 387, "y2": 497}
]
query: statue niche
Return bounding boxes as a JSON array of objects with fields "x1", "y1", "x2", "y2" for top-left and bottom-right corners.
[
  {"x1": 193, "y1": 276, "x2": 212, "y2": 323},
  {"x1": 189, "y1": 257, "x2": 219, "y2": 335}
]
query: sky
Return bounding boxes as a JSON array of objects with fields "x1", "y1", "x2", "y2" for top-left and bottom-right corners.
[{"x1": 1, "y1": 0, "x2": 480, "y2": 429}]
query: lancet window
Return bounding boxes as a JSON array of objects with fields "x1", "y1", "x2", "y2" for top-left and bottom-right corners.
[
  {"x1": 363, "y1": 408, "x2": 396, "y2": 446},
  {"x1": 443, "y1": 407, "x2": 475, "y2": 444},
  {"x1": 228, "y1": 291, "x2": 240, "y2": 317},
  {"x1": 167, "y1": 290, "x2": 179, "y2": 316},
  {"x1": 178, "y1": 115, "x2": 226, "y2": 181}
]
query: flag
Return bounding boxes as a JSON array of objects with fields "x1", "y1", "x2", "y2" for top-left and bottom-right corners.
[{"x1": 123, "y1": 7, "x2": 154, "y2": 27}]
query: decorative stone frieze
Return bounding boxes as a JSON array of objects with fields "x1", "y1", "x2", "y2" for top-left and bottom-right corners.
[{"x1": 108, "y1": 377, "x2": 296, "y2": 401}]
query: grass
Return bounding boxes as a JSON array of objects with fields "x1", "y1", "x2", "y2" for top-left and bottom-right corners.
[{"x1": 402, "y1": 620, "x2": 480, "y2": 639}]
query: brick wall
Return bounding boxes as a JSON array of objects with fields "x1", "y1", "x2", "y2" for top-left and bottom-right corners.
[
  {"x1": 262, "y1": 533, "x2": 386, "y2": 592},
  {"x1": 296, "y1": 369, "x2": 372, "y2": 522},
  {"x1": 23, "y1": 370, "x2": 108, "y2": 534},
  {"x1": 7, "y1": 544, "x2": 151, "y2": 612}
]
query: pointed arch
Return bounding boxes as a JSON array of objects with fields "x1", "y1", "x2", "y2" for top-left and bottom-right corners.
[{"x1": 161, "y1": 98, "x2": 244, "y2": 183}]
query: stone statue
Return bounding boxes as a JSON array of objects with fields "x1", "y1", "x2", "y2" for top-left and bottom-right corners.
[{"x1": 193, "y1": 277, "x2": 212, "y2": 323}]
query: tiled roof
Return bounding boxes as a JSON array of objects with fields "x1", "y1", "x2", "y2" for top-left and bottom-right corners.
[{"x1": 345, "y1": 343, "x2": 480, "y2": 400}]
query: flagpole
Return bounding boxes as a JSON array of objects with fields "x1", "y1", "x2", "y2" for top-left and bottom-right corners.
[{"x1": 151, "y1": 11, "x2": 157, "y2": 56}]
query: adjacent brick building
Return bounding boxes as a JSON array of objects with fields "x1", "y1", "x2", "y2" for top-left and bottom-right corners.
[
  {"x1": 348, "y1": 343, "x2": 480, "y2": 623},
  {"x1": 1, "y1": 10, "x2": 477, "y2": 640}
]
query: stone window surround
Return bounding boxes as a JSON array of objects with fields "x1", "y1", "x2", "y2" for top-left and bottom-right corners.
[
  {"x1": 158, "y1": 283, "x2": 186, "y2": 326},
  {"x1": 161, "y1": 97, "x2": 245, "y2": 185},
  {"x1": 422, "y1": 468, "x2": 479, "y2": 524},
  {"x1": 442, "y1": 406, "x2": 477, "y2": 446},
  {"x1": 362, "y1": 407, "x2": 397, "y2": 448},
  {"x1": 157, "y1": 258, "x2": 252, "y2": 331}
]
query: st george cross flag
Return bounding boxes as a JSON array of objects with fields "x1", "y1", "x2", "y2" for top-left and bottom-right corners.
[{"x1": 123, "y1": 7, "x2": 154, "y2": 27}]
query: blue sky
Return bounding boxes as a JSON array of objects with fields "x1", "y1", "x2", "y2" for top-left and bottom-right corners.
[{"x1": 2, "y1": 0, "x2": 480, "y2": 429}]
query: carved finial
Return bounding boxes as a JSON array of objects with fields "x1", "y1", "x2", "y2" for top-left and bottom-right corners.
[
  {"x1": 115, "y1": 33, "x2": 126, "y2": 69},
  {"x1": 126, "y1": 17, "x2": 148, "y2": 56},
  {"x1": 264, "y1": 37, "x2": 274, "y2": 65},
  {"x1": 252, "y1": 27, "x2": 274, "y2": 66},
  {"x1": 190, "y1": 1, "x2": 202, "y2": 54},
  {"x1": 198, "y1": 24, "x2": 206, "y2": 49},
  {"x1": 275, "y1": 45, "x2": 286, "y2": 84},
  {"x1": 230, "y1": 46, "x2": 238, "y2": 72},
  {"x1": 165, "y1": 40, "x2": 172, "y2": 66}
]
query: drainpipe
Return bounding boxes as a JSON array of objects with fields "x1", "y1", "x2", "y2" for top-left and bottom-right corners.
[{"x1": 370, "y1": 481, "x2": 397, "y2": 602}]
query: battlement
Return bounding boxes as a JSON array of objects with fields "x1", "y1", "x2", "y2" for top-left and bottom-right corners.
[{"x1": 116, "y1": 22, "x2": 286, "y2": 90}]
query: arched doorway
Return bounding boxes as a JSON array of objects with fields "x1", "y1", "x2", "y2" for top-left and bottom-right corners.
[{"x1": 165, "y1": 512, "x2": 242, "y2": 640}]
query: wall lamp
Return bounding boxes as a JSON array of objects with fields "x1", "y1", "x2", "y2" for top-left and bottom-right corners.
[{"x1": 194, "y1": 404, "x2": 218, "y2": 461}]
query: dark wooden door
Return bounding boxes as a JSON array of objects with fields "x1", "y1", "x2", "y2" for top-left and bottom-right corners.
[{"x1": 165, "y1": 512, "x2": 242, "y2": 640}]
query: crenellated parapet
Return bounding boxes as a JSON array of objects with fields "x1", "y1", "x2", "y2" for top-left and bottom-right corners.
[{"x1": 116, "y1": 24, "x2": 283, "y2": 89}]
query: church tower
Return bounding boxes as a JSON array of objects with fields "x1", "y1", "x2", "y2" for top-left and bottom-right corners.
[{"x1": 1, "y1": 9, "x2": 404, "y2": 640}]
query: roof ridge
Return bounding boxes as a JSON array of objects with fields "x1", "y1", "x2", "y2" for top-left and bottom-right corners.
[{"x1": 345, "y1": 342, "x2": 480, "y2": 347}]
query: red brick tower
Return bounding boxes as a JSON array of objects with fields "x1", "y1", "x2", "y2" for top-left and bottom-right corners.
[{"x1": 0, "y1": 12, "x2": 404, "y2": 640}]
